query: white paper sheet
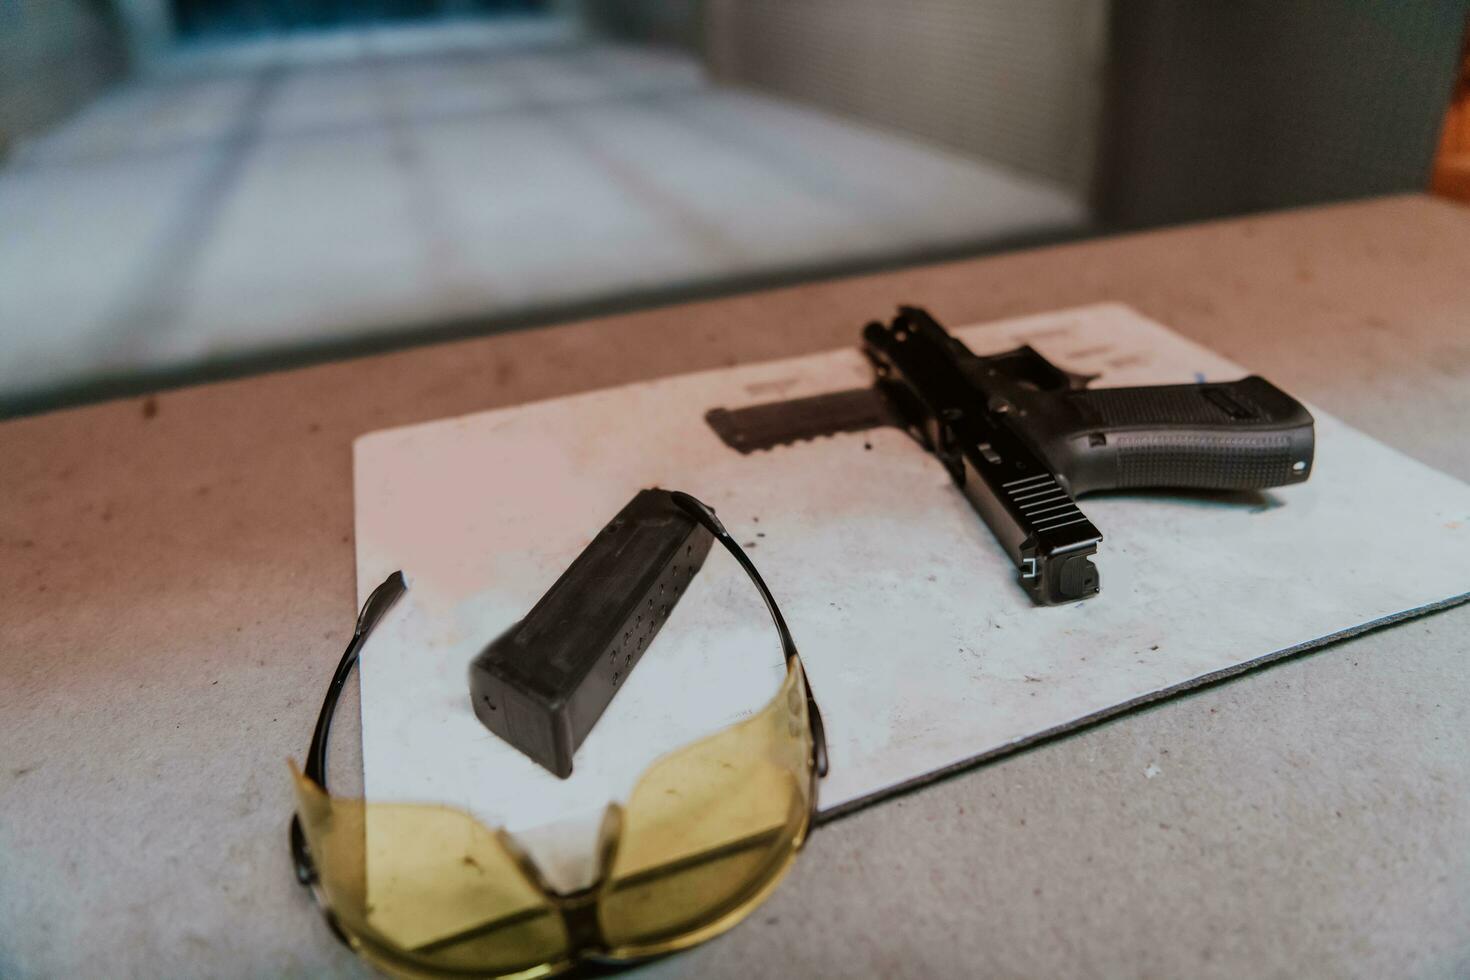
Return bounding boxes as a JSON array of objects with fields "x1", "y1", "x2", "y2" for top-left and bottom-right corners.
[{"x1": 354, "y1": 303, "x2": 1470, "y2": 891}]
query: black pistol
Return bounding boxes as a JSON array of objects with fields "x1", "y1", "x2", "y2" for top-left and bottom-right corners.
[{"x1": 706, "y1": 307, "x2": 1315, "y2": 605}]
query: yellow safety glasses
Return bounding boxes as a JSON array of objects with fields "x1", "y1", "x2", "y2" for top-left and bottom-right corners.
[{"x1": 289, "y1": 492, "x2": 828, "y2": 978}]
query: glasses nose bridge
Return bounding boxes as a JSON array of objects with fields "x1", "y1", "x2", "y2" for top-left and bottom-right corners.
[
  {"x1": 594, "y1": 801, "x2": 625, "y2": 885},
  {"x1": 556, "y1": 887, "x2": 609, "y2": 956},
  {"x1": 549, "y1": 800, "x2": 624, "y2": 956},
  {"x1": 497, "y1": 802, "x2": 624, "y2": 958}
]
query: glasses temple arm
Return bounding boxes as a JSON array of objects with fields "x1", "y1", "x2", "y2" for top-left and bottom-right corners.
[
  {"x1": 292, "y1": 571, "x2": 408, "y2": 883},
  {"x1": 303, "y1": 571, "x2": 408, "y2": 788},
  {"x1": 669, "y1": 492, "x2": 828, "y2": 777}
]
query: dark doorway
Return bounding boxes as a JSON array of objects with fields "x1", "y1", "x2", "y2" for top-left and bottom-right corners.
[{"x1": 171, "y1": 0, "x2": 549, "y2": 38}]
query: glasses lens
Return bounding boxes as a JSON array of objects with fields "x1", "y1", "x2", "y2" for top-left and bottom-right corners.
[
  {"x1": 597, "y1": 661, "x2": 814, "y2": 955},
  {"x1": 291, "y1": 769, "x2": 571, "y2": 977}
]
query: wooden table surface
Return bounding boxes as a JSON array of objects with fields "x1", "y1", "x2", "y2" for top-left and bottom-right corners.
[{"x1": 3, "y1": 194, "x2": 1468, "y2": 978}]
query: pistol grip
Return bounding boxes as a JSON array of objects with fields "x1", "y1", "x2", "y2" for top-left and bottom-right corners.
[{"x1": 1052, "y1": 377, "x2": 1315, "y2": 495}]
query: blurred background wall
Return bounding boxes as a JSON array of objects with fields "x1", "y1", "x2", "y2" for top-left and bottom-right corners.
[
  {"x1": 0, "y1": 0, "x2": 129, "y2": 157},
  {"x1": 703, "y1": 0, "x2": 1106, "y2": 201},
  {"x1": 1098, "y1": 0, "x2": 1469, "y2": 228}
]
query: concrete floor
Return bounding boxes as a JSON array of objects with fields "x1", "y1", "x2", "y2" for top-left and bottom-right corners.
[{"x1": 0, "y1": 18, "x2": 1086, "y2": 410}]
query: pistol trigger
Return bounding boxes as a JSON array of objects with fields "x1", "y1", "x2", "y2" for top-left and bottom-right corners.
[
  {"x1": 1063, "y1": 367, "x2": 1100, "y2": 391},
  {"x1": 934, "y1": 431, "x2": 965, "y2": 484}
]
